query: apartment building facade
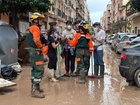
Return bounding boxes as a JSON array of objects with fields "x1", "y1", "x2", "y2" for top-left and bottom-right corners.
[
  {"x1": 126, "y1": 1, "x2": 140, "y2": 34},
  {"x1": 101, "y1": 0, "x2": 127, "y2": 33},
  {"x1": 0, "y1": 0, "x2": 90, "y2": 34}
]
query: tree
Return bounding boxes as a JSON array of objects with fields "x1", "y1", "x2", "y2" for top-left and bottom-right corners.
[
  {"x1": 110, "y1": 19, "x2": 131, "y2": 33},
  {"x1": 130, "y1": 0, "x2": 140, "y2": 12},
  {"x1": 0, "y1": 0, "x2": 52, "y2": 31}
]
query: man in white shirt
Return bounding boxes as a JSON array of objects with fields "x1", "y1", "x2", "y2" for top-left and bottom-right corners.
[{"x1": 92, "y1": 22, "x2": 106, "y2": 78}]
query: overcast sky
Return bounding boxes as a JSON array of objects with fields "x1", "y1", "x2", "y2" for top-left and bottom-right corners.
[{"x1": 87, "y1": 0, "x2": 111, "y2": 23}]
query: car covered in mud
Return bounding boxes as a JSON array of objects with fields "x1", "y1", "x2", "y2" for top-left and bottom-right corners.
[
  {"x1": 115, "y1": 34, "x2": 137, "y2": 53},
  {"x1": 119, "y1": 43, "x2": 140, "y2": 88}
]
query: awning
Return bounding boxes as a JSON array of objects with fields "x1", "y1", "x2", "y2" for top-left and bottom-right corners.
[{"x1": 127, "y1": 12, "x2": 140, "y2": 20}]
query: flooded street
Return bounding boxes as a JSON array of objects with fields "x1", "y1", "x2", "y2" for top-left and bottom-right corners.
[{"x1": 0, "y1": 44, "x2": 140, "y2": 105}]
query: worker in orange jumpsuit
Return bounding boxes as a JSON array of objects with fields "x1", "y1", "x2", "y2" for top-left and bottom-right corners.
[{"x1": 68, "y1": 21, "x2": 94, "y2": 83}]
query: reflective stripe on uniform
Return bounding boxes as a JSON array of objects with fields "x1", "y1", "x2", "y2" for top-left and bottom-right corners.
[
  {"x1": 31, "y1": 77, "x2": 34, "y2": 79},
  {"x1": 34, "y1": 78, "x2": 41, "y2": 82},
  {"x1": 89, "y1": 48, "x2": 94, "y2": 50},
  {"x1": 34, "y1": 38, "x2": 40, "y2": 43},
  {"x1": 35, "y1": 61, "x2": 44, "y2": 65}
]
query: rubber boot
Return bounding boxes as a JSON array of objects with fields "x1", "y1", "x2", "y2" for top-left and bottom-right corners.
[
  {"x1": 36, "y1": 84, "x2": 44, "y2": 92},
  {"x1": 94, "y1": 65, "x2": 99, "y2": 77},
  {"x1": 31, "y1": 83, "x2": 43, "y2": 93},
  {"x1": 98, "y1": 65, "x2": 105, "y2": 78},
  {"x1": 49, "y1": 69, "x2": 59, "y2": 82},
  {"x1": 31, "y1": 84, "x2": 45, "y2": 98},
  {"x1": 76, "y1": 68, "x2": 86, "y2": 84},
  {"x1": 74, "y1": 69, "x2": 80, "y2": 76}
]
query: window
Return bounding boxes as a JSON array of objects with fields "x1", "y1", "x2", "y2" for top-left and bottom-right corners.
[
  {"x1": 135, "y1": 27, "x2": 137, "y2": 34},
  {"x1": 132, "y1": 30, "x2": 134, "y2": 33},
  {"x1": 124, "y1": 36, "x2": 129, "y2": 41},
  {"x1": 138, "y1": 29, "x2": 140, "y2": 35},
  {"x1": 121, "y1": 36, "x2": 126, "y2": 41},
  {"x1": 114, "y1": 34, "x2": 118, "y2": 39}
]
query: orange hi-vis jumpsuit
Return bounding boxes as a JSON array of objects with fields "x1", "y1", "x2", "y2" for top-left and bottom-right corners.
[
  {"x1": 69, "y1": 33, "x2": 94, "y2": 72},
  {"x1": 28, "y1": 25, "x2": 44, "y2": 84}
]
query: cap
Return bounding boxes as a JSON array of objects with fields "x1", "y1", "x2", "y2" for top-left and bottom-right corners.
[{"x1": 93, "y1": 22, "x2": 101, "y2": 27}]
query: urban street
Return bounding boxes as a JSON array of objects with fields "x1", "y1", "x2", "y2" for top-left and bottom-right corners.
[
  {"x1": 0, "y1": 44, "x2": 140, "y2": 105},
  {"x1": 0, "y1": 0, "x2": 140, "y2": 105}
]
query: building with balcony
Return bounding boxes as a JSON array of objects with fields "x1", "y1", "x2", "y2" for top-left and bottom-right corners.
[
  {"x1": 106, "y1": 4, "x2": 111, "y2": 33},
  {"x1": 0, "y1": 0, "x2": 90, "y2": 34},
  {"x1": 101, "y1": 0, "x2": 127, "y2": 33},
  {"x1": 126, "y1": 1, "x2": 140, "y2": 34},
  {"x1": 101, "y1": 12, "x2": 106, "y2": 30}
]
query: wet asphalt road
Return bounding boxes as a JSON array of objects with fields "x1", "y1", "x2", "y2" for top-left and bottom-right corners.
[{"x1": 0, "y1": 44, "x2": 140, "y2": 105}]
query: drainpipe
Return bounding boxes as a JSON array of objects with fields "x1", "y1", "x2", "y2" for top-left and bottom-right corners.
[{"x1": 125, "y1": 7, "x2": 127, "y2": 32}]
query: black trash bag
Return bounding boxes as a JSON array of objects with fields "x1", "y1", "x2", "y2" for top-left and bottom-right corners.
[{"x1": 1, "y1": 66, "x2": 18, "y2": 80}]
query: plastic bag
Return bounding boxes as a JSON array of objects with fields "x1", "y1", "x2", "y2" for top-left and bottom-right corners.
[{"x1": 1, "y1": 66, "x2": 18, "y2": 80}]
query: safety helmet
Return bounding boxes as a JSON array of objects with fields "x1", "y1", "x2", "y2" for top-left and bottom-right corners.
[
  {"x1": 79, "y1": 20, "x2": 89, "y2": 30},
  {"x1": 30, "y1": 12, "x2": 45, "y2": 22}
]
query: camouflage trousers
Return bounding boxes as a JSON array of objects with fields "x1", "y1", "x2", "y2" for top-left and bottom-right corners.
[
  {"x1": 29, "y1": 48, "x2": 44, "y2": 84},
  {"x1": 76, "y1": 48, "x2": 90, "y2": 73}
]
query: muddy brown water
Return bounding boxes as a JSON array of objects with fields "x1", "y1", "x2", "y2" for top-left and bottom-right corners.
[{"x1": 0, "y1": 45, "x2": 140, "y2": 105}]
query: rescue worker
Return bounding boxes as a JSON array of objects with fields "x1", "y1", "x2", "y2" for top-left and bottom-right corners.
[
  {"x1": 92, "y1": 22, "x2": 106, "y2": 78},
  {"x1": 68, "y1": 21, "x2": 94, "y2": 83},
  {"x1": 26, "y1": 12, "x2": 45, "y2": 98}
]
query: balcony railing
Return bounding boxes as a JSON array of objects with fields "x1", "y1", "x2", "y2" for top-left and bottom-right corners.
[
  {"x1": 126, "y1": 8, "x2": 135, "y2": 17},
  {"x1": 118, "y1": 3, "x2": 123, "y2": 11},
  {"x1": 118, "y1": 3, "x2": 126, "y2": 11},
  {"x1": 58, "y1": 0, "x2": 65, "y2": 3}
]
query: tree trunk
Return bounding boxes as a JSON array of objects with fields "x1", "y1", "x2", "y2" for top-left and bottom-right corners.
[{"x1": 12, "y1": 6, "x2": 19, "y2": 32}]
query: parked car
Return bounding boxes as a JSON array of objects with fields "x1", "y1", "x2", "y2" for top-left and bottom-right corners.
[
  {"x1": 119, "y1": 43, "x2": 140, "y2": 88},
  {"x1": 111, "y1": 33, "x2": 128, "y2": 50},
  {"x1": 130, "y1": 36, "x2": 140, "y2": 45},
  {"x1": 106, "y1": 34, "x2": 115, "y2": 44},
  {"x1": 115, "y1": 34, "x2": 137, "y2": 53}
]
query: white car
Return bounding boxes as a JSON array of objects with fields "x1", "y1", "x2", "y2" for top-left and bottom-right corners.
[
  {"x1": 115, "y1": 34, "x2": 137, "y2": 53},
  {"x1": 111, "y1": 33, "x2": 128, "y2": 50},
  {"x1": 106, "y1": 34, "x2": 115, "y2": 44}
]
